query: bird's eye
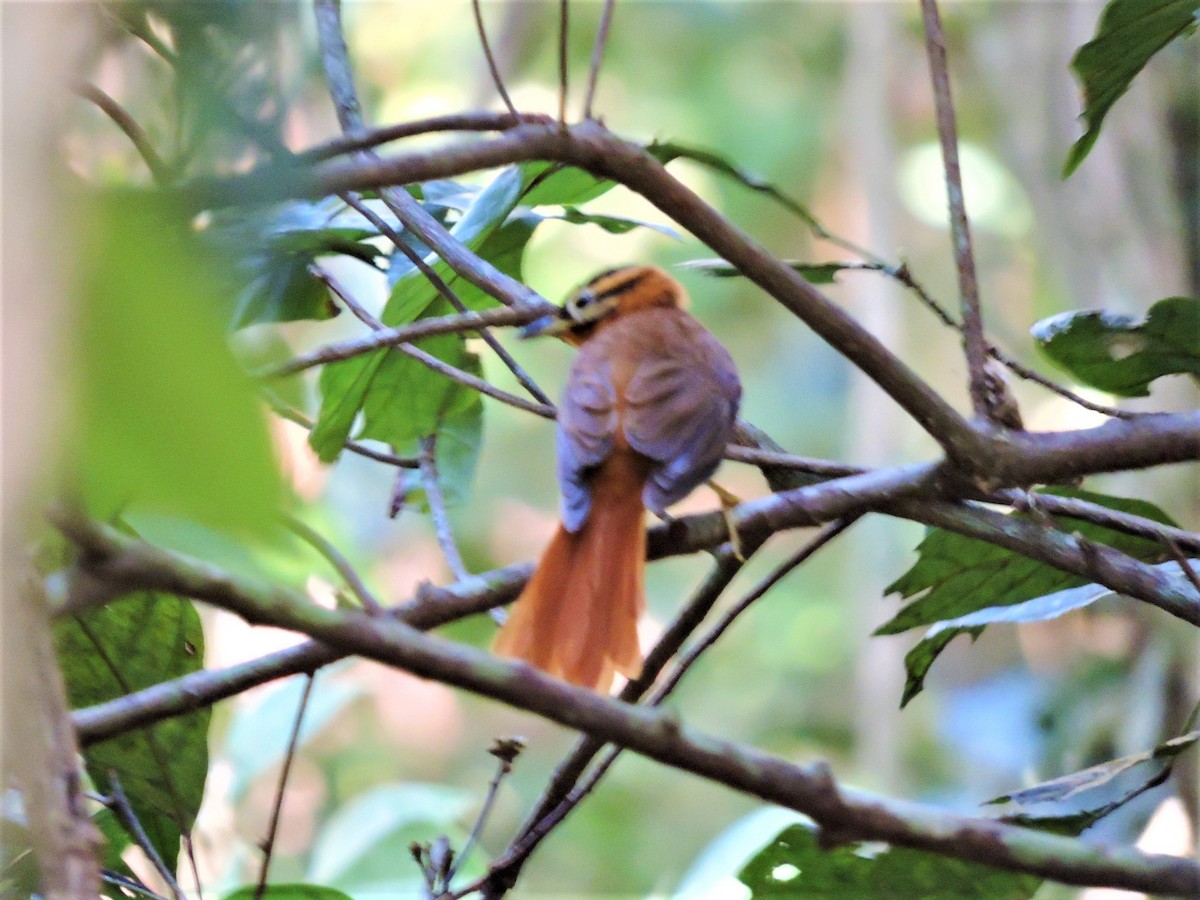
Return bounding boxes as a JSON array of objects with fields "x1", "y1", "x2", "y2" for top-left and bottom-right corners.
[{"x1": 575, "y1": 295, "x2": 592, "y2": 309}]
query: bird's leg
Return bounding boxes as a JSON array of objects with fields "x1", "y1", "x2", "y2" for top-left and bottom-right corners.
[{"x1": 707, "y1": 480, "x2": 745, "y2": 561}]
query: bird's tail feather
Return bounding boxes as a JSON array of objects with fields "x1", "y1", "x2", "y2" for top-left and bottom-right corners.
[{"x1": 493, "y1": 452, "x2": 647, "y2": 691}]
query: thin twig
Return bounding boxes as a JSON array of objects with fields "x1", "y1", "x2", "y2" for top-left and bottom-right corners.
[
  {"x1": 419, "y1": 435, "x2": 470, "y2": 582},
  {"x1": 302, "y1": 111, "x2": 544, "y2": 162},
  {"x1": 338, "y1": 193, "x2": 553, "y2": 406},
  {"x1": 446, "y1": 738, "x2": 525, "y2": 888},
  {"x1": 1163, "y1": 539, "x2": 1200, "y2": 595},
  {"x1": 285, "y1": 516, "x2": 384, "y2": 613},
  {"x1": 101, "y1": 870, "x2": 171, "y2": 900},
  {"x1": 557, "y1": 0, "x2": 570, "y2": 126},
  {"x1": 582, "y1": 0, "x2": 616, "y2": 120},
  {"x1": 266, "y1": 399, "x2": 420, "y2": 468},
  {"x1": 724, "y1": 445, "x2": 864, "y2": 477},
  {"x1": 472, "y1": 0, "x2": 519, "y2": 117},
  {"x1": 75, "y1": 83, "x2": 170, "y2": 183},
  {"x1": 254, "y1": 674, "x2": 316, "y2": 900},
  {"x1": 106, "y1": 776, "x2": 184, "y2": 900},
  {"x1": 919, "y1": 0, "x2": 989, "y2": 421}
]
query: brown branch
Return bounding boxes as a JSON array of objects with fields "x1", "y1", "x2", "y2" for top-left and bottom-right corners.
[
  {"x1": 582, "y1": 0, "x2": 616, "y2": 120},
  {"x1": 301, "y1": 111, "x2": 548, "y2": 162},
  {"x1": 919, "y1": 0, "x2": 990, "y2": 422},
  {"x1": 105, "y1": 776, "x2": 184, "y2": 900},
  {"x1": 285, "y1": 516, "x2": 383, "y2": 613},
  {"x1": 56, "y1": 517, "x2": 1200, "y2": 896},
  {"x1": 266, "y1": 399, "x2": 420, "y2": 468},
  {"x1": 472, "y1": 0, "x2": 519, "y2": 118}
]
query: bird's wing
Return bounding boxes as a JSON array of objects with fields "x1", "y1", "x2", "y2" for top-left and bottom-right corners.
[
  {"x1": 623, "y1": 324, "x2": 741, "y2": 515},
  {"x1": 557, "y1": 349, "x2": 617, "y2": 532}
]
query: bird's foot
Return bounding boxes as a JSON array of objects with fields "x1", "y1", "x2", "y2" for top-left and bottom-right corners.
[{"x1": 708, "y1": 480, "x2": 745, "y2": 562}]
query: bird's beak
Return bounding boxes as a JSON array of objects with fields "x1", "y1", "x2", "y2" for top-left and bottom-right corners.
[{"x1": 519, "y1": 312, "x2": 573, "y2": 339}]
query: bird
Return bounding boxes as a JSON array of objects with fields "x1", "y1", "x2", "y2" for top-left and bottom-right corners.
[{"x1": 493, "y1": 265, "x2": 741, "y2": 692}]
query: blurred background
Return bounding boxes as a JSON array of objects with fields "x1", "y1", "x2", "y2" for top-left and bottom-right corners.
[{"x1": 12, "y1": 1, "x2": 1199, "y2": 897}]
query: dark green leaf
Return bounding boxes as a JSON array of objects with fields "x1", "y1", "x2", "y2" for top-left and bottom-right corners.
[
  {"x1": 678, "y1": 259, "x2": 875, "y2": 283},
  {"x1": 75, "y1": 195, "x2": 282, "y2": 531},
  {"x1": 880, "y1": 489, "x2": 1175, "y2": 705},
  {"x1": 223, "y1": 886, "x2": 353, "y2": 900},
  {"x1": 1063, "y1": 0, "x2": 1200, "y2": 176},
  {"x1": 1031, "y1": 296, "x2": 1200, "y2": 396},
  {"x1": 739, "y1": 822, "x2": 1040, "y2": 898},
  {"x1": 57, "y1": 586, "x2": 209, "y2": 876},
  {"x1": 988, "y1": 730, "x2": 1199, "y2": 835}
]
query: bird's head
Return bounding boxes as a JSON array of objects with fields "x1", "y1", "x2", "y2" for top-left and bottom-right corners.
[{"x1": 520, "y1": 265, "x2": 688, "y2": 345}]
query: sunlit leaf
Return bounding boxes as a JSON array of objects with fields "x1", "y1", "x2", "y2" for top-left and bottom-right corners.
[
  {"x1": 519, "y1": 162, "x2": 615, "y2": 207},
  {"x1": 739, "y1": 822, "x2": 1040, "y2": 898},
  {"x1": 57, "y1": 578, "x2": 209, "y2": 876},
  {"x1": 1063, "y1": 0, "x2": 1200, "y2": 176},
  {"x1": 1031, "y1": 296, "x2": 1200, "y2": 396},
  {"x1": 74, "y1": 195, "x2": 282, "y2": 532}
]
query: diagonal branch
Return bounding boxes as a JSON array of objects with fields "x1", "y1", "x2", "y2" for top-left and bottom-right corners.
[
  {"x1": 582, "y1": 0, "x2": 616, "y2": 120},
  {"x1": 472, "y1": 0, "x2": 519, "y2": 117}
]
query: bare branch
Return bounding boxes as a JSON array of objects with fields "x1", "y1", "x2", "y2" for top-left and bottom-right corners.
[
  {"x1": 472, "y1": 0, "x2": 519, "y2": 117},
  {"x1": 582, "y1": 0, "x2": 617, "y2": 120},
  {"x1": 919, "y1": 0, "x2": 990, "y2": 421},
  {"x1": 301, "y1": 111, "x2": 550, "y2": 162},
  {"x1": 106, "y1": 776, "x2": 184, "y2": 900},
  {"x1": 266, "y1": 399, "x2": 420, "y2": 468}
]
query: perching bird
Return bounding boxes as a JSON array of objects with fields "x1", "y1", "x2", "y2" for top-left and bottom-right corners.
[{"x1": 493, "y1": 265, "x2": 741, "y2": 691}]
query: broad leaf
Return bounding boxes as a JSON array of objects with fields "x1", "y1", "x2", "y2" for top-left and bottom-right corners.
[
  {"x1": 739, "y1": 822, "x2": 1040, "y2": 898},
  {"x1": 1063, "y1": 0, "x2": 1200, "y2": 176},
  {"x1": 988, "y1": 730, "x2": 1200, "y2": 835},
  {"x1": 57, "y1": 588, "x2": 209, "y2": 877},
  {"x1": 519, "y1": 162, "x2": 615, "y2": 207},
  {"x1": 75, "y1": 195, "x2": 281, "y2": 531},
  {"x1": 678, "y1": 258, "x2": 874, "y2": 283},
  {"x1": 1031, "y1": 296, "x2": 1200, "y2": 396},
  {"x1": 879, "y1": 489, "x2": 1176, "y2": 705}
]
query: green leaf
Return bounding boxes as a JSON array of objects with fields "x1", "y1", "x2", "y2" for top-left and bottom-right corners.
[
  {"x1": 74, "y1": 195, "x2": 282, "y2": 532},
  {"x1": 879, "y1": 489, "x2": 1175, "y2": 705},
  {"x1": 1063, "y1": 0, "x2": 1200, "y2": 176},
  {"x1": 739, "y1": 822, "x2": 1040, "y2": 898},
  {"x1": 57, "y1": 587, "x2": 209, "y2": 877},
  {"x1": 548, "y1": 206, "x2": 680, "y2": 239},
  {"x1": 309, "y1": 167, "x2": 534, "y2": 463},
  {"x1": 307, "y1": 783, "x2": 472, "y2": 885},
  {"x1": 1031, "y1": 296, "x2": 1200, "y2": 397},
  {"x1": 988, "y1": 730, "x2": 1200, "y2": 835},
  {"x1": 223, "y1": 885, "x2": 353, "y2": 900},
  {"x1": 225, "y1": 676, "x2": 361, "y2": 801},
  {"x1": 518, "y1": 162, "x2": 615, "y2": 207},
  {"x1": 678, "y1": 258, "x2": 874, "y2": 283}
]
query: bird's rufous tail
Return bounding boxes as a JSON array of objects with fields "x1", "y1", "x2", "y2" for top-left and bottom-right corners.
[{"x1": 493, "y1": 450, "x2": 648, "y2": 691}]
